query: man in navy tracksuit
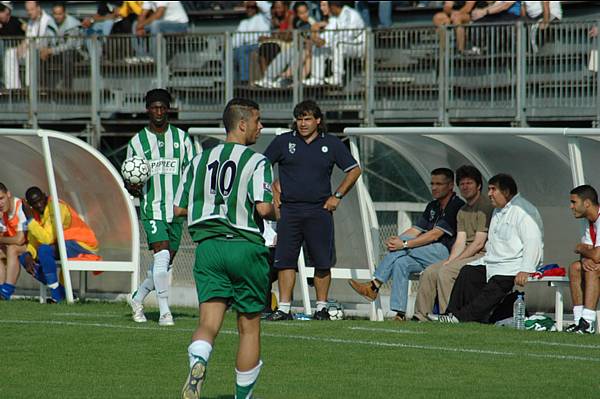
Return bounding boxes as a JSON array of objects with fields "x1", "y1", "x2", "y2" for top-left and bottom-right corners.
[{"x1": 264, "y1": 100, "x2": 362, "y2": 320}]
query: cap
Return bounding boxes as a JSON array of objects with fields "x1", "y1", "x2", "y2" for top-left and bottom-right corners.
[{"x1": 0, "y1": 2, "x2": 12, "y2": 11}]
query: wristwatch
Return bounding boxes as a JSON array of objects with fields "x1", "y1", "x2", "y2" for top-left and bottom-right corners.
[
  {"x1": 334, "y1": 191, "x2": 344, "y2": 199},
  {"x1": 402, "y1": 240, "x2": 409, "y2": 249}
]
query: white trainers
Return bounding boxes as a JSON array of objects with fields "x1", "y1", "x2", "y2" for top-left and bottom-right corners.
[
  {"x1": 302, "y1": 77, "x2": 324, "y2": 86},
  {"x1": 324, "y1": 76, "x2": 342, "y2": 86},
  {"x1": 159, "y1": 312, "x2": 175, "y2": 326},
  {"x1": 127, "y1": 294, "x2": 147, "y2": 323}
]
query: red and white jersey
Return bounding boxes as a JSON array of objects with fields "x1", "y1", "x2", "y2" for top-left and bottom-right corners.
[
  {"x1": 582, "y1": 212, "x2": 600, "y2": 247},
  {"x1": 0, "y1": 197, "x2": 28, "y2": 237}
]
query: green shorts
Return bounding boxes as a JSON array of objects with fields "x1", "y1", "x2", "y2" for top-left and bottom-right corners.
[
  {"x1": 142, "y1": 219, "x2": 183, "y2": 251},
  {"x1": 194, "y1": 238, "x2": 270, "y2": 314}
]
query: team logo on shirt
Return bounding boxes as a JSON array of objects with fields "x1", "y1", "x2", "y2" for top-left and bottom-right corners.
[
  {"x1": 429, "y1": 209, "x2": 436, "y2": 221},
  {"x1": 174, "y1": 142, "x2": 179, "y2": 149},
  {"x1": 158, "y1": 141, "x2": 164, "y2": 148},
  {"x1": 321, "y1": 146, "x2": 328, "y2": 153},
  {"x1": 288, "y1": 143, "x2": 296, "y2": 154},
  {"x1": 263, "y1": 182, "x2": 272, "y2": 193}
]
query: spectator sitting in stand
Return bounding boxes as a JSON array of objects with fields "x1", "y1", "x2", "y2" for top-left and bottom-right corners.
[
  {"x1": 304, "y1": 1, "x2": 364, "y2": 87},
  {"x1": 256, "y1": 1, "x2": 295, "y2": 77},
  {"x1": 127, "y1": 1, "x2": 189, "y2": 64},
  {"x1": 433, "y1": 1, "x2": 488, "y2": 54},
  {"x1": 523, "y1": 1, "x2": 562, "y2": 52},
  {"x1": 5, "y1": 1, "x2": 57, "y2": 90},
  {"x1": 0, "y1": 1, "x2": 25, "y2": 89},
  {"x1": 464, "y1": 1, "x2": 521, "y2": 56},
  {"x1": 39, "y1": 2, "x2": 81, "y2": 90},
  {"x1": 232, "y1": 1, "x2": 271, "y2": 84},
  {"x1": 254, "y1": 1, "x2": 316, "y2": 88}
]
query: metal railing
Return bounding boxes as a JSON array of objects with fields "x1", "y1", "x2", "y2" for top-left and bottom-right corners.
[{"x1": 1, "y1": 22, "x2": 599, "y2": 144}]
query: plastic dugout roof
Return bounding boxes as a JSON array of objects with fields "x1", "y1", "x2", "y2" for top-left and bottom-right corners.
[
  {"x1": 344, "y1": 126, "x2": 600, "y2": 268},
  {"x1": 0, "y1": 129, "x2": 139, "y2": 302}
]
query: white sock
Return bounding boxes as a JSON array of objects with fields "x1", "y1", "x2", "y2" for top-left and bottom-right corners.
[
  {"x1": 133, "y1": 263, "x2": 155, "y2": 303},
  {"x1": 278, "y1": 302, "x2": 291, "y2": 313},
  {"x1": 236, "y1": 360, "x2": 263, "y2": 387},
  {"x1": 153, "y1": 249, "x2": 171, "y2": 316},
  {"x1": 573, "y1": 305, "x2": 583, "y2": 324},
  {"x1": 582, "y1": 308, "x2": 597, "y2": 323},
  {"x1": 316, "y1": 301, "x2": 327, "y2": 312},
  {"x1": 168, "y1": 264, "x2": 173, "y2": 286},
  {"x1": 188, "y1": 340, "x2": 212, "y2": 368}
]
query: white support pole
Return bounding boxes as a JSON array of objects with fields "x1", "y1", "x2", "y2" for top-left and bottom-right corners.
[
  {"x1": 40, "y1": 132, "x2": 74, "y2": 303},
  {"x1": 567, "y1": 136, "x2": 585, "y2": 186},
  {"x1": 296, "y1": 247, "x2": 312, "y2": 315},
  {"x1": 349, "y1": 137, "x2": 383, "y2": 321}
]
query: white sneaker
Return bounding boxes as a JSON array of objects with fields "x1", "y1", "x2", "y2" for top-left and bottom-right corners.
[
  {"x1": 140, "y1": 56, "x2": 155, "y2": 64},
  {"x1": 159, "y1": 312, "x2": 175, "y2": 326},
  {"x1": 124, "y1": 56, "x2": 141, "y2": 65},
  {"x1": 127, "y1": 294, "x2": 147, "y2": 323},
  {"x1": 426, "y1": 313, "x2": 439, "y2": 322},
  {"x1": 438, "y1": 313, "x2": 459, "y2": 324},
  {"x1": 302, "y1": 77, "x2": 324, "y2": 86},
  {"x1": 324, "y1": 76, "x2": 342, "y2": 86}
]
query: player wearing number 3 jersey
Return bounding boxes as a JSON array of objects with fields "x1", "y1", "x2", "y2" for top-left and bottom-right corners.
[
  {"x1": 125, "y1": 88, "x2": 196, "y2": 326},
  {"x1": 175, "y1": 98, "x2": 277, "y2": 399}
]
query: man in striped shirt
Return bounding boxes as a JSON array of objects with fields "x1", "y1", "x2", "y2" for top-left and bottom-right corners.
[
  {"x1": 125, "y1": 88, "x2": 196, "y2": 326},
  {"x1": 175, "y1": 98, "x2": 277, "y2": 399}
]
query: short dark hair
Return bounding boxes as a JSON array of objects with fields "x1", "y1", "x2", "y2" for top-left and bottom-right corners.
[
  {"x1": 431, "y1": 167, "x2": 454, "y2": 182},
  {"x1": 571, "y1": 184, "x2": 599, "y2": 205},
  {"x1": 52, "y1": 2, "x2": 66, "y2": 11},
  {"x1": 0, "y1": 4, "x2": 10, "y2": 13},
  {"x1": 328, "y1": 1, "x2": 344, "y2": 9},
  {"x1": 488, "y1": 173, "x2": 518, "y2": 197},
  {"x1": 292, "y1": 100, "x2": 326, "y2": 133},
  {"x1": 0, "y1": 182, "x2": 7, "y2": 193},
  {"x1": 455, "y1": 164, "x2": 483, "y2": 190},
  {"x1": 25, "y1": 186, "x2": 44, "y2": 203},
  {"x1": 293, "y1": 1, "x2": 308, "y2": 13},
  {"x1": 222, "y1": 98, "x2": 260, "y2": 133}
]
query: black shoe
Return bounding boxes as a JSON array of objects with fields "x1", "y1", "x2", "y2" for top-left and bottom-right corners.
[
  {"x1": 313, "y1": 308, "x2": 330, "y2": 320},
  {"x1": 575, "y1": 318, "x2": 596, "y2": 334},
  {"x1": 565, "y1": 323, "x2": 579, "y2": 333},
  {"x1": 265, "y1": 309, "x2": 293, "y2": 321}
]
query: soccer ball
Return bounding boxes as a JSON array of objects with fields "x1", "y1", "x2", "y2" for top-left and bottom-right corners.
[
  {"x1": 121, "y1": 156, "x2": 150, "y2": 185},
  {"x1": 327, "y1": 300, "x2": 345, "y2": 321}
]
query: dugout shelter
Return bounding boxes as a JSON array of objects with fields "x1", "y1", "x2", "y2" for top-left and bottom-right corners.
[{"x1": 0, "y1": 129, "x2": 139, "y2": 303}]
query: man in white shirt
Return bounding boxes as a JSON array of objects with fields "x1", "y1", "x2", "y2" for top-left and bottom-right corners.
[
  {"x1": 130, "y1": 1, "x2": 188, "y2": 63},
  {"x1": 6, "y1": 1, "x2": 57, "y2": 89},
  {"x1": 233, "y1": 1, "x2": 271, "y2": 84},
  {"x1": 305, "y1": 1, "x2": 364, "y2": 86},
  {"x1": 565, "y1": 185, "x2": 600, "y2": 334},
  {"x1": 439, "y1": 174, "x2": 543, "y2": 324}
]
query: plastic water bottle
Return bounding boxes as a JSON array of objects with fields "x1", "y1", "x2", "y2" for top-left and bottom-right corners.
[{"x1": 513, "y1": 294, "x2": 526, "y2": 330}]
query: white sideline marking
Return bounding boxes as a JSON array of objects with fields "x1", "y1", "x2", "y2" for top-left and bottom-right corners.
[
  {"x1": 52, "y1": 312, "x2": 122, "y2": 318},
  {"x1": 348, "y1": 327, "x2": 425, "y2": 335},
  {"x1": 523, "y1": 340, "x2": 600, "y2": 350},
  {"x1": 2, "y1": 319, "x2": 600, "y2": 363}
]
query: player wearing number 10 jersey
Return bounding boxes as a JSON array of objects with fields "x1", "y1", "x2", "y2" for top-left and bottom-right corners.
[
  {"x1": 125, "y1": 88, "x2": 196, "y2": 326},
  {"x1": 175, "y1": 98, "x2": 277, "y2": 399}
]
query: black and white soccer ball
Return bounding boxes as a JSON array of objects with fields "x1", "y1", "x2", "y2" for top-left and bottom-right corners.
[
  {"x1": 327, "y1": 300, "x2": 345, "y2": 321},
  {"x1": 121, "y1": 156, "x2": 150, "y2": 185}
]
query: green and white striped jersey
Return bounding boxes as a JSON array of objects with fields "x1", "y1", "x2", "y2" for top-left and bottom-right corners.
[
  {"x1": 174, "y1": 142, "x2": 273, "y2": 237},
  {"x1": 126, "y1": 124, "x2": 196, "y2": 222}
]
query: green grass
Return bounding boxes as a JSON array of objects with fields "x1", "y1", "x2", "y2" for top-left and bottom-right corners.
[{"x1": 1, "y1": 299, "x2": 599, "y2": 398}]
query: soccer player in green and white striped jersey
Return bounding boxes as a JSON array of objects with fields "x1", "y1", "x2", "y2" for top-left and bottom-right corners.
[
  {"x1": 175, "y1": 98, "x2": 277, "y2": 399},
  {"x1": 124, "y1": 88, "x2": 196, "y2": 327}
]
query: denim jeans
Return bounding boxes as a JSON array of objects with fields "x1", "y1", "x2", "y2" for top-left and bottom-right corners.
[
  {"x1": 132, "y1": 20, "x2": 188, "y2": 58},
  {"x1": 373, "y1": 235, "x2": 449, "y2": 313},
  {"x1": 234, "y1": 43, "x2": 258, "y2": 83}
]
